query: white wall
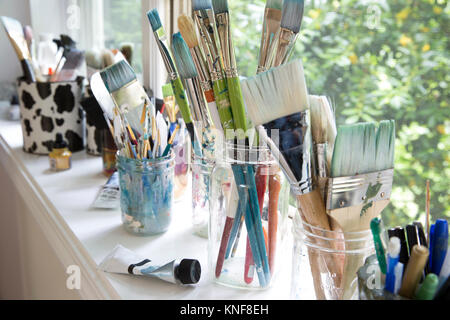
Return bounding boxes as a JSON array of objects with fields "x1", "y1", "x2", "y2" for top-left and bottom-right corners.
[{"x1": 0, "y1": 0, "x2": 31, "y2": 85}]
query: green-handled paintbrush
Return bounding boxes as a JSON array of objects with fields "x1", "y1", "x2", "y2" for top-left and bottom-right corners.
[
  {"x1": 147, "y1": 9, "x2": 203, "y2": 157},
  {"x1": 212, "y1": 0, "x2": 248, "y2": 139}
]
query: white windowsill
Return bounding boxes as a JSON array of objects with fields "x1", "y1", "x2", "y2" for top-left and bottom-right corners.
[{"x1": 0, "y1": 108, "x2": 295, "y2": 300}]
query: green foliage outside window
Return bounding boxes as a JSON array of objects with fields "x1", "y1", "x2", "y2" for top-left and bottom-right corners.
[{"x1": 229, "y1": 0, "x2": 449, "y2": 228}]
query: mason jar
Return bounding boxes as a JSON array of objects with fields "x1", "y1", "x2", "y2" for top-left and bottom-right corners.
[
  {"x1": 209, "y1": 142, "x2": 290, "y2": 289},
  {"x1": 117, "y1": 151, "x2": 175, "y2": 235}
]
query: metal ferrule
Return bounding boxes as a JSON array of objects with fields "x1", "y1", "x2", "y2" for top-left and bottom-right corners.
[
  {"x1": 271, "y1": 28, "x2": 298, "y2": 67},
  {"x1": 153, "y1": 31, "x2": 177, "y2": 80},
  {"x1": 325, "y1": 169, "x2": 394, "y2": 210},
  {"x1": 314, "y1": 143, "x2": 327, "y2": 178},
  {"x1": 257, "y1": 8, "x2": 281, "y2": 72},
  {"x1": 215, "y1": 12, "x2": 235, "y2": 73},
  {"x1": 189, "y1": 46, "x2": 211, "y2": 90},
  {"x1": 184, "y1": 77, "x2": 213, "y2": 129},
  {"x1": 195, "y1": 9, "x2": 220, "y2": 61}
]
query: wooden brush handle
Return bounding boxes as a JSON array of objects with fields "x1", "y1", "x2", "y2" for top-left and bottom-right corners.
[
  {"x1": 268, "y1": 173, "x2": 281, "y2": 273},
  {"x1": 296, "y1": 189, "x2": 343, "y2": 297}
]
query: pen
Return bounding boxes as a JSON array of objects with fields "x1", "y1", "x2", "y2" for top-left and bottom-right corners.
[
  {"x1": 398, "y1": 245, "x2": 429, "y2": 299},
  {"x1": 415, "y1": 273, "x2": 439, "y2": 300},
  {"x1": 371, "y1": 218, "x2": 387, "y2": 274},
  {"x1": 431, "y1": 219, "x2": 448, "y2": 275},
  {"x1": 388, "y1": 227, "x2": 409, "y2": 266},
  {"x1": 406, "y1": 224, "x2": 420, "y2": 257},
  {"x1": 385, "y1": 236, "x2": 400, "y2": 293},
  {"x1": 393, "y1": 262, "x2": 404, "y2": 294},
  {"x1": 413, "y1": 221, "x2": 428, "y2": 247},
  {"x1": 428, "y1": 223, "x2": 435, "y2": 271}
]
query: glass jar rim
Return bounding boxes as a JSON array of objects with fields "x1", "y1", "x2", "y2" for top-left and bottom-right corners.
[
  {"x1": 117, "y1": 150, "x2": 175, "y2": 167},
  {"x1": 292, "y1": 214, "x2": 374, "y2": 241},
  {"x1": 223, "y1": 141, "x2": 275, "y2": 165}
]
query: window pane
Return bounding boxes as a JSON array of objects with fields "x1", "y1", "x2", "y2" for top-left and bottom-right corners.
[
  {"x1": 230, "y1": 0, "x2": 449, "y2": 227},
  {"x1": 103, "y1": 0, "x2": 142, "y2": 73}
]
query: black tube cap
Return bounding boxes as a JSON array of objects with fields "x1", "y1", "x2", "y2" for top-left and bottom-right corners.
[{"x1": 176, "y1": 259, "x2": 201, "y2": 285}]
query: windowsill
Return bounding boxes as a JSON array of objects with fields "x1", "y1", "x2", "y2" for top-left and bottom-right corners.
[{"x1": 0, "y1": 107, "x2": 295, "y2": 300}]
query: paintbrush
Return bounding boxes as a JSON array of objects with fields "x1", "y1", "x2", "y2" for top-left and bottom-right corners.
[
  {"x1": 172, "y1": 32, "x2": 217, "y2": 160},
  {"x1": 309, "y1": 95, "x2": 337, "y2": 200},
  {"x1": 257, "y1": 0, "x2": 283, "y2": 73},
  {"x1": 192, "y1": 1, "x2": 235, "y2": 136},
  {"x1": 162, "y1": 83, "x2": 178, "y2": 134},
  {"x1": 242, "y1": 59, "x2": 343, "y2": 299},
  {"x1": 267, "y1": 0, "x2": 304, "y2": 68},
  {"x1": 212, "y1": 0, "x2": 272, "y2": 287},
  {"x1": 1, "y1": 16, "x2": 35, "y2": 82},
  {"x1": 178, "y1": 15, "x2": 223, "y2": 134},
  {"x1": 192, "y1": 1, "x2": 221, "y2": 65},
  {"x1": 327, "y1": 120, "x2": 395, "y2": 299},
  {"x1": 147, "y1": 9, "x2": 203, "y2": 158},
  {"x1": 99, "y1": 60, "x2": 151, "y2": 138},
  {"x1": 212, "y1": 0, "x2": 248, "y2": 138}
]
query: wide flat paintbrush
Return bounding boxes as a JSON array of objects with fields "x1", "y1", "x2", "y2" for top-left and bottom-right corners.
[
  {"x1": 242, "y1": 59, "x2": 343, "y2": 299},
  {"x1": 172, "y1": 32, "x2": 216, "y2": 160},
  {"x1": 147, "y1": 9, "x2": 203, "y2": 157},
  {"x1": 257, "y1": 0, "x2": 283, "y2": 73},
  {"x1": 267, "y1": 0, "x2": 304, "y2": 68},
  {"x1": 98, "y1": 60, "x2": 153, "y2": 138},
  {"x1": 328, "y1": 120, "x2": 395, "y2": 299}
]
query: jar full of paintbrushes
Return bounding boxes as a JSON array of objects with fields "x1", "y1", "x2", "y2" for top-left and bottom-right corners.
[
  {"x1": 192, "y1": 154, "x2": 215, "y2": 238},
  {"x1": 209, "y1": 143, "x2": 290, "y2": 289},
  {"x1": 117, "y1": 151, "x2": 175, "y2": 235}
]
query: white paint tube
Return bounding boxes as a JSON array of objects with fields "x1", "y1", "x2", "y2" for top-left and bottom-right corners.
[{"x1": 98, "y1": 245, "x2": 201, "y2": 285}]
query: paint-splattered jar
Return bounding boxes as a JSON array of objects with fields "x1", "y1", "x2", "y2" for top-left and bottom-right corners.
[{"x1": 117, "y1": 151, "x2": 175, "y2": 236}]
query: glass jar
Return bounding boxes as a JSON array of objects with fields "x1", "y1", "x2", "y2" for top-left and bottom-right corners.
[
  {"x1": 101, "y1": 128, "x2": 117, "y2": 176},
  {"x1": 117, "y1": 151, "x2": 175, "y2": 236},
  {"x1": 209, "y1": 143, "x2": 290, "y2": 289},
  {"x1": 290, "y1": 211, "x2": 375, "y2": 299},
  {"x1": 192, "y1": 154, "x2": 215, "y2": 238}
]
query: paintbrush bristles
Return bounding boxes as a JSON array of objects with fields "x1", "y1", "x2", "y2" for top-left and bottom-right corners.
[
  {"x1": 178, "y1": 15, "x2": 199, "y2": 48},
  {"x1": 266, "y1": 0, "x2": 283, "y2": 10},
  {"x1": 147, "y1": 9, "x2": 162, "y2": 32},
  {"x1": 241, "y1": 59, "x2": 308, "y2": 126},
  {"x1": 331, "y1": 120, "x2": 395, "y2": 177},
  {"x1": 212, "y1": 0, "x2": 229, "y2": 13},
  {"x1": 280, "y1": 0, "x2": 304, "y2": 32},
  {"x1": 192, "y1": 0, "x2": 213, "y2": 10},
  {"x1": 172, "y1": 33, "x2": 198, "y2": 79},
  {"x1": 100, "y1": 60, "x2": 136, "y2": 93},
  {"x1": 310, "y1": 95, "x2": 329, "y2": 144}
]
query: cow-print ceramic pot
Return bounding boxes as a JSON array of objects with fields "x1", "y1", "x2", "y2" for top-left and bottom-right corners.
[{"x1": 17, "y1": 78, "x2": 85, "y2": 155}]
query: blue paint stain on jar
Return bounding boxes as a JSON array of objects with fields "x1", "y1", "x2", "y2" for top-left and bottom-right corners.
[{"x1": 117, "y1": 151, "x2": 175, "y2": 236}]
